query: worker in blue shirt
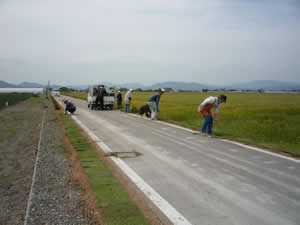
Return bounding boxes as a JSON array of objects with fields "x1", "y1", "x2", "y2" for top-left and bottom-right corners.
[{"x1": 147, "y1": 88, "x2": 165, "y2": 120}]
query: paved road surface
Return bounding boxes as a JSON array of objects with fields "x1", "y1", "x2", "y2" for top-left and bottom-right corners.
[{"x1": 62, "y1": 96, "x2": 300, "y2": 225}]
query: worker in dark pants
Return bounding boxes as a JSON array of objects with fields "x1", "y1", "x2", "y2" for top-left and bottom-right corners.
[
  {"x1": 97, "y1": 85, "x2": 107, "y2": 110},
  {"x1": 64, "y1": 100, "x2": 76, "y2": 114},
  {"x1": 116, "y1": 91, "x2": 122, "y2": 109},
  {"x1": 198, "y1": 94, "x2": 227, "y2": 137}
]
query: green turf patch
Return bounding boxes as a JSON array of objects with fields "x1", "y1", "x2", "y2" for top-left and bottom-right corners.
[{"x1": 59, "y1": 113, "x2": 151, "y2": 225}]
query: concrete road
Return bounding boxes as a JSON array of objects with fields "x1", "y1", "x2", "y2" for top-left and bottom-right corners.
[{"x1": 62, "y1": 96, "x2": 300, "y2": 225}]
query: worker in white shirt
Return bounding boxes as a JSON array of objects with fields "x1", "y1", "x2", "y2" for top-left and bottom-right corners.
[
  {"x1": 198, "y1": 94, "x2": 227, "y2": 137},
  {"x1": 124, "y1": 89, "x2": 133, "y2": 113}
]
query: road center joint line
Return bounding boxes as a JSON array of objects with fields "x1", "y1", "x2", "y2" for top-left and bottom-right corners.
[
  {"x1": 56, "y1": 97, "x2": 192, "y2": 225},
  {"x1": 150, "y1": 130, "x2": 300, "y2": 192},
  {"x1": 155, "y1": 129, "x2": 300, "y2": 182}
]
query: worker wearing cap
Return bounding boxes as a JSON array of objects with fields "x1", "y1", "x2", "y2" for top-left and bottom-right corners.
[
  {"x1": 124, "y1": 89, "x2": 133, "y2": 113},
  {"x1": 148, "y1": 88, "x2": 165, "y2": 120},
  {"x1": 198, "y1": 94, "x2": 227, "y2": 137}
]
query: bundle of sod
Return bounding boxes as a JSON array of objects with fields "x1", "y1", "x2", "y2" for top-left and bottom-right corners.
[{"x1": 59, "y1": 113, "x2": 151, "y2": 225}]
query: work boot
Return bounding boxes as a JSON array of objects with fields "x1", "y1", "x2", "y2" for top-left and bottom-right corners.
[{"x1": 151, "y1": 112, "x2": 157, "y2": 120}]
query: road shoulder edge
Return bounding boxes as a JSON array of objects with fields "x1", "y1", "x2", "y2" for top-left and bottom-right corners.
[{"x1": 55, "y1": 96, "x2": 193, "y2": 225}]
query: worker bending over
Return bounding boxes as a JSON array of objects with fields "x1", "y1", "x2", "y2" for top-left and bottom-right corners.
[
  {"x1": 148, "y1": 88, "x2": 165, "y2": 120},
  {"x1": 198, "y1": 94, "x2": 227, "y2": 137}
]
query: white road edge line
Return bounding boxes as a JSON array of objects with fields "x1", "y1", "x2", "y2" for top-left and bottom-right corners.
[
  {"x1": 125, "y1": 111, "x2": 299, "y2": 164},
  {"x1": 56, "y1": 97, "x2": 193, "y2": 225},
  {"x1": 125, "y1": 112, "x2": 200, "y2": 134},
  {"x1": 59, "y1": 96, "x2": 299, "y2": 164},
  {"x1": 222, "y1": 139, "x2": 300, "y2": 163},
  {"x1": 24, "y1": 110, "x2": 47, "y2": 225}
]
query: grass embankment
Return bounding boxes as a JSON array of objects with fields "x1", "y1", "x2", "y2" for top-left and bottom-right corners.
[
  {"x1": 59, "y1": 113, "x2": 151, "y2": 225},
  {"x1": 62, "y1": 91, "x2": 300, "y2": 157},
  {"x1": 0, "y1": 93, "x2": 37, "y2": 109}
]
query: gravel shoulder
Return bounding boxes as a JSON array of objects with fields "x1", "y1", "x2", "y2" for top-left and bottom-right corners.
[{"x1": 0, "y1": 96, "x2": 102, "y2": 225}]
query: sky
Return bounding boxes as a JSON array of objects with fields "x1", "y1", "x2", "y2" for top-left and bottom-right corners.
[{"x1": 0, "y1": 0, "x2": 299, "y2": 86}]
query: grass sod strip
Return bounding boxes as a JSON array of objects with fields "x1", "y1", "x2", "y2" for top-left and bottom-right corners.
[{"x1": 59, "y1": 113, "x2": 151, "y2": 225}]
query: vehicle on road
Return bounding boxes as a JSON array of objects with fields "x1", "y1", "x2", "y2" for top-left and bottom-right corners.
[
  {"x1": 88, "y1": 85, "x2": 116, "y2": 110},
  {"x1": 51, "y1": 90, "x2": 60, "y2": 97}
]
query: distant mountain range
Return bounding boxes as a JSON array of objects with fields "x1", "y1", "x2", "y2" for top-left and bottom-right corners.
[
  {"x1": 109, "y1": 80, "x2": 300, "y2": 91},
  {"x1": 1, "y1": 80, "x2": 300, "y2": 91},
  {"x1": 224, "y1": 80, "x2": 300, "y2": 91},
  {"x1": 149, "y1": 82, "x2": 217, "y2": 91},
  {"x1": 0, "y1": 81, "x2": 44, "y2": 88},
  {"x1": 0, "y1": 80, "x2": 16, "y2": 88}
]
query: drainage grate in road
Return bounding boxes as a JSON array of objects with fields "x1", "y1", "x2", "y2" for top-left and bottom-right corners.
[{"x1": 104, "y1": 151, "x2": 142, "y2": 158}]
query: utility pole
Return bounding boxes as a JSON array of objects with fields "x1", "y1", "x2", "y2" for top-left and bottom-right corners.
[{"x1": 47, "y1": 80, "x2": 50, "y2": 99}]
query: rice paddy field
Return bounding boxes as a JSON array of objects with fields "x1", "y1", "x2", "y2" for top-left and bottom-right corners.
[
  {"x1": 0, "y1": 93, "x2": 37, "y2": 109},
  {"x1": 63, "y1": 91, "x2": 300, "y2": 157}
]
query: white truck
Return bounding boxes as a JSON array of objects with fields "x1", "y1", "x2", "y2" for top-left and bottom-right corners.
[
  {"x1": 87, "y1": 85, "x2": 116, "y2": 110},
  {"x1": 51, "y1": 90, "x2": 60, "y2": 96}
]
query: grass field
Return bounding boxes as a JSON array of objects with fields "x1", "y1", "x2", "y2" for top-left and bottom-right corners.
[
  {"x1": 62, "y1": 91, "x2": 300, "y2": 157},
  {"x1": 0, "y1": 93, "x2": 37, "y2": 109}
]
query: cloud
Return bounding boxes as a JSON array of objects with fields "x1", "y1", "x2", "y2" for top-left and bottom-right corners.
[{"x1": 0, "y1": 0, "x2": 299, "y2": 85}]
